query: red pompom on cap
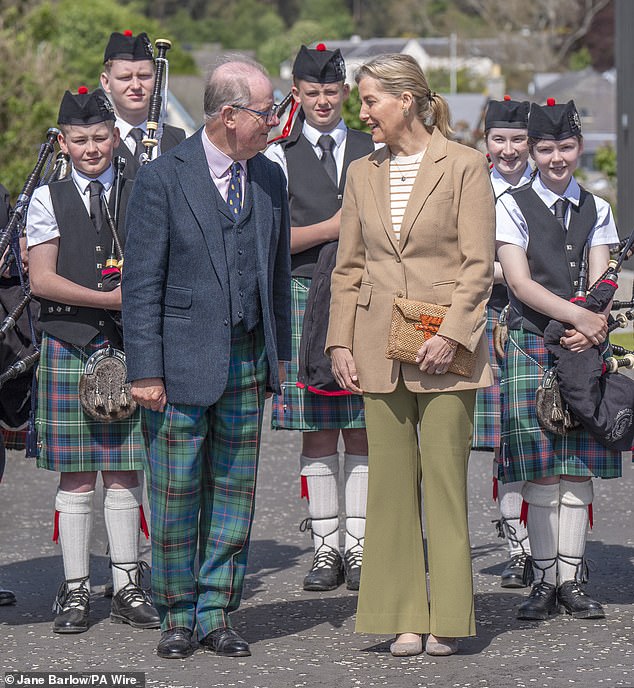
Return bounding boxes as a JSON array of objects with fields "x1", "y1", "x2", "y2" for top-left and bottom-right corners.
[
  {"x1": 123, "y1": 29, "x2": 133, "y2": 37},
  {"x1": 316, "y1": 43, "x2": 327, "y2": 51},
  {"x1": 77, "y1": 85, "x2": 89, "y2": 95},
  {"x1": 546, "y1": 97, "x2": 556, "y2": 106},
  {"x1": 503, "y1": 94, "x2": 511, "y2": 101}
]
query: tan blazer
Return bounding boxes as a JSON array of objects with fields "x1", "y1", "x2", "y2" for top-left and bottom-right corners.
[{"x1": 326, "y1": 127, "x2": 496, "y2": 394}]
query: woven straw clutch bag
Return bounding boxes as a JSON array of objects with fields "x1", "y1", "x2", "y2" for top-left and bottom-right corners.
[{"x1": 385, "y1": 297, "x2": 476, "y2": 377}]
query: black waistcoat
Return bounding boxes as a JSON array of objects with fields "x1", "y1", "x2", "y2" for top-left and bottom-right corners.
[
  {"x1": 212, "y1": 181, "x2": 261, "y2": 331},
  {"x1": 282, "y1": 123, "x2": 373, "y2": 278},
  {"x1": 115, "y1": 123, "x2": 186, "y2": 179},
  {"x1": 507, "y1": 184, "x2": 597, "y2": 336},
  {"x1": 39, "y1": 176, "x2": 132, "y2": 346}
]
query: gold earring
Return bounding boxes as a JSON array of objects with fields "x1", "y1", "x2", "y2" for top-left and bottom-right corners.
[{"x1": 403, "y1": 108, "x2": 409, "y2": 118}]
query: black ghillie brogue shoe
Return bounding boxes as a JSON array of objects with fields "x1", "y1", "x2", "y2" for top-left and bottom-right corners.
[
  {"x1": 53, "y1": 579, "x2": 90, "y2": 634},
  {"x1": 303, "y1": 546, "x2": 344, "y2": 592},
  {"x1": 558, "y1": 580, "x2": 605, "y2": 619},
  {"x1": 516, "y1": 581, "x2": 559, "y2": 621}
]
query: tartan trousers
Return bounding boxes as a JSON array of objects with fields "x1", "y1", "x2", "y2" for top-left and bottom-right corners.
[{"x1": 141, "y1": 324, "x2": 268, "y2": 636}]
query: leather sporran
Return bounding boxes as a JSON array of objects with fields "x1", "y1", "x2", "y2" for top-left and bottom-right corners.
[
  {"x1": 535, "y1": 368, "x2": 580, "y2": 435},
  {"x1": 79, "y1": 346, "x2": 137, "y2": 422},
  {"x1": 492, "y1": 305, "x2": 509, "y2": 361},
  {"x1": 385, "y1": 297, "x2": 476, "y2": 377}
]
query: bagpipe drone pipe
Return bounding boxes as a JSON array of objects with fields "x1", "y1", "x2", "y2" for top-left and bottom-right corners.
[
  {"x1": 542, "y1": 231, "x2": 634, "y2": 451},
  {"x1": 0, "y1": 128, "x2": 59, "y2": 458}
]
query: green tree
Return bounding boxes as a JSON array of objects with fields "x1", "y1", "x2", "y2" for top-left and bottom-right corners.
[
  {"x1": 594, "y1": 144, "x2": 616, "y2": 180},
  {"x1": 0, "y1": 0, "x2": 196, "y2": 196},
  {"x1": 342, "y1": 86, "x2": 369, "y2": 132}
]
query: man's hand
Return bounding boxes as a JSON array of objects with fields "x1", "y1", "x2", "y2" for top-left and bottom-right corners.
[{"x1": 131, "y1": 377, "x2": 167, "y2": 412}]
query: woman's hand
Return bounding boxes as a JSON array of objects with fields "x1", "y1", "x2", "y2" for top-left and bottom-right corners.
[
  {"x1": 415, "y1": 335, "x2": 457, "y2": 375},
  {"x1": 330, "y1": 346, "x2": 363, "y2": 394}
]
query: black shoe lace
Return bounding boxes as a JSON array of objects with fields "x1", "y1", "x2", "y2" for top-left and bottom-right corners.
[
  {"x1": 508, "y1": 552, "x2": 527, "y2": 569},
  {"x1": 117, "y1": 582, "x2": 151, "y2": 607},
  {"x1": 344, "y1": 546, "x2": 363, "y2": 570},
  {"x1": 529, "y1": 581, "x2": 555, "y2": 599},
  {"x1": 53, "y1": 578, "x2": 90, "y2": 614},
  {"x1": 111, "y1": 560, "x2": 153, "y2": 605},
  {"x1": 310, "y1": 546, "x2": 341, "y2": 571},
  {"x1": 561, "y1": 580, "x2": 588, "y2": 598}
]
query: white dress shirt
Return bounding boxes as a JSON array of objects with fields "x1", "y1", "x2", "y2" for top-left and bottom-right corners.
[
  {"x1": 27, "y1": 166, "x2": 114, "y2": 248},
  {"x1": 496, "y1": 173, "x2": 619, "y2": 250}
]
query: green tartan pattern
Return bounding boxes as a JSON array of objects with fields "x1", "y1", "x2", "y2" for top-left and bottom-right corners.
[
  {"x1": 473, "y1": 307, "x2": 502, "y2": 450},
  {"x1": 36, "y1": 333, "x2": 145, "y2": 473},
  {"x1": 270, "y1": 277, "x2": 365, "y2": 431},
  {"x1": 499, "y1": 329, "x2": 622, "y2": 483},
  {"x1": 143, "y1": 324, "x2": 268, "y2": 635}
]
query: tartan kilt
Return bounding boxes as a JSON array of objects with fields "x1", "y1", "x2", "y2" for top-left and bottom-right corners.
[
  {"x1": 36, "y1": 333, "x2": 145, "y2": 473},
  {"x1": 270, "y1": 277, "x2": 365, "y2": 432},
  {"x1": 473, "y1": 306, "x2": 502, "y2": 451},
  {"x1": 499, "y1": 328, "x2": 622, "y2": 483}
]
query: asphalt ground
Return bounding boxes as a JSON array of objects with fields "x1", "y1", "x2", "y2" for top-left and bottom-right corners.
[{"x1": 1, "y1": 404, "x2": 634, "y2": 688}]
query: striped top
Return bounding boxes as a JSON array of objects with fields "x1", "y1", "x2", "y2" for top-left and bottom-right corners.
[{"x1": 389, "y1": 151, "x2": 424, "y2": 242}]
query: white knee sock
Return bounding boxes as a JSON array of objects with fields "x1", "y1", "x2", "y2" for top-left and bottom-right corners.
[
  {"x1": 343, "y1": 453, "x2": 367, "y2": 554},
  {"x1": 137, "y1": 470, "x2": 152, "y2": 565},
  {"x1": 498, "y1": 480, "x2": 530, "y2": 557},
  {"x1": 103, "y1": 486, "x2": 141, "y2": 596},
  {"x1": 522, "y1": 482, "x2": 559, "y2": 585},
  {"x1": 558, "y1": 479, "x2": 593, "y2": 583},
  {"x1": 55, "y1": 489, "x2": 94, "y2": 592},
  {"x1": 300, "y1": 454, "x2": 339, "y2": 552}
]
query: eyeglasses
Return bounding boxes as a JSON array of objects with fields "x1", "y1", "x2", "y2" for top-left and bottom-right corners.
[{"x1": 231, "y1": 104, "x2": 280, "y2": 124}]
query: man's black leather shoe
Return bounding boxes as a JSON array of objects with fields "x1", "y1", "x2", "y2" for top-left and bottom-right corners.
[
  {"x1": 516, "y1": 581, "x2": 559, "y2": 620},
  {"x1": 558, "y1": 581, "x2": 605, "y2": 619},
  {"x1": 303, "y1": 546, "x2": 344, "y2": 591},
  {"x1": 156, "y1": 628, "x2": 195, "y2": 659},
  {"x1": 201, "y1": 627, "x2": 251, "y2": 657},
  {"x1": 0, "y1": 588, "x2": 16, "y2": 606},
  {"x1": 501, "y1": 553, "x2": 529, "y2": 589},
  {"x1": 53, "y1": 583, "x2": 90, "y2": 634},
  {"x1": 111, "y1": 583, "x2": 160, "y2": 628}
]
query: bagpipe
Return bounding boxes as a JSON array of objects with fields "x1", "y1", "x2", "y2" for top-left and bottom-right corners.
[
  {"x1": 139, "y1": 38, "x2": 171, "y2": 166},
  {"x1": 540, "y1": 231, "x2": 634, "y2": 450},
  {"x1": 0, "y1": 128, "x2": 60, "y2": 457},
  {"x1": 267, "y1": 90, "x2": 299, "y2": 145}
]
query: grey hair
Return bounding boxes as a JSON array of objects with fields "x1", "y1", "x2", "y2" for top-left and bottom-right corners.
[{"x1": 203, "y1": 54, "x2": 269, "y2": 121}]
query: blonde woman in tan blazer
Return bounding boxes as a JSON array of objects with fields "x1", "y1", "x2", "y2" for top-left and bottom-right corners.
[{"x1": 326, "y1": 54, "x2": 495, "y2": 657}]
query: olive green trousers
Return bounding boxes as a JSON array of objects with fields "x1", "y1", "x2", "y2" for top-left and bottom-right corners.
[{"x1": 356, "y1": 379, "x2": 476, "y2": 637}]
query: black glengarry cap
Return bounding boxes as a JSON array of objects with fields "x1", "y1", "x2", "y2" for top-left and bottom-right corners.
[
  {"x1": 528, "y1": 98, "x2": 582, "y2": 140},
  {"x1": 57, "y1": 86, "x2": 116, "y2": 126},
  {"x1": 103, "y1": 30, "x2": 153, "y2": 63},
  {"x1": 485, "y1": 95, "x2": 529, "y2": 130},
  {"x1": 292, "y1": 43, "x2": 346, "y2": 83}
]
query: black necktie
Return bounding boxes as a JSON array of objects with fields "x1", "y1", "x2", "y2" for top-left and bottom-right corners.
[
  {"x1": 88, "y1": 180, "x2": 104, "y2": 231},
  {"x1": 226, "y1": 162, "x2": 242, "y2": 217},
  {"x1": 553, "y1": 198, "x2": 569, "y2": 230},
  {"x1": 317, "y1": 134, "x2": 337, "y2": 185},
  {"x1": 129, "y1": 127, "x2": 145, "y2": 162}
]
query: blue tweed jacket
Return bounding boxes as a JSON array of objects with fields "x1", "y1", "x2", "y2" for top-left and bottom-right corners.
[{"x1": 122, "y1": 128, "x2": 291, "y2": 406}]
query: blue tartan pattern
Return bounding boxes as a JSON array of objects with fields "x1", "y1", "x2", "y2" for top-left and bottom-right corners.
[
  {"x1": 473, "y1": 306, "x2": 502, "y2": 450},
  {"x1": 143, "y1": 324, "x2": 268, "y2": 635},
  {"x1": 36, "y1": 333, "x2": 145, "y2": 473},
  {"x1": 499, "y1": 328, "x2": 622, "y2": 483},
  {"x1": 270, "y1": 277, "x2": 365, "y2": 431}
]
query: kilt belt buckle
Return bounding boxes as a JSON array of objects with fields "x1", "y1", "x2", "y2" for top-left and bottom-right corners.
[{"x1": 78, "y1": 345, "x2": 137, "y2": 422}]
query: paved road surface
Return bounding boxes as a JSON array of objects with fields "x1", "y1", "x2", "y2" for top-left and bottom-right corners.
[{"x1": 1, "y1": 404, "x2": 633, "y2": 688}]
